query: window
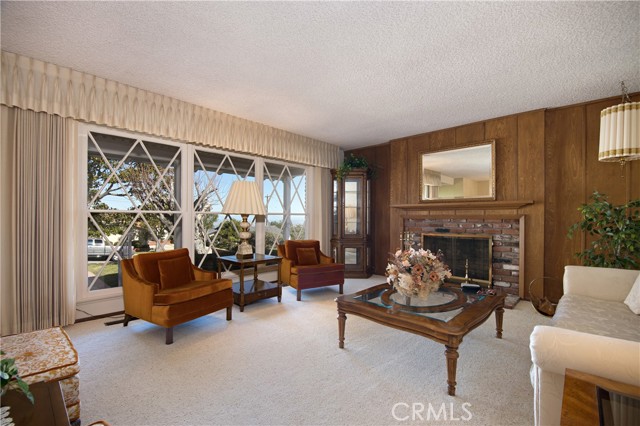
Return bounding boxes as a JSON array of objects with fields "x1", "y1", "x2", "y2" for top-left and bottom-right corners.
[
  {"x1": 263, "y1": 161, "x2": 307, "y2": 255},
  {"x1": 86, "y1": 130, "x2": 183, "y2": 293},
  {"x1": 81, "y1": 125, "x2": 309, "y2": 299},
  {"x1": 193, "y1": 149, "x2": 257, "y2": 271}
]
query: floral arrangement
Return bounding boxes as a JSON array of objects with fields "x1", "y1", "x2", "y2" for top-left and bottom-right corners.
[{"x1": 386, "y1": 248, "x2": 452, "y2": 299}]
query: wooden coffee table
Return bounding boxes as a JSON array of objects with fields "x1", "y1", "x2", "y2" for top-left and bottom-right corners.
[{"x1": 336, "y1": 283, "x2": 505, "y2": 396}]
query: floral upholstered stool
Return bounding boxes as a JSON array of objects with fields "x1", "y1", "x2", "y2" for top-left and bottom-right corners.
[{"x1": 1, "y1": 327, "x2": 80, "y2": 424}]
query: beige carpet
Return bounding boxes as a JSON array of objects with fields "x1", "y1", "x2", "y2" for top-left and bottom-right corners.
[{"x1": 65, "y1": 276, "x2": 551, "y2": 426}]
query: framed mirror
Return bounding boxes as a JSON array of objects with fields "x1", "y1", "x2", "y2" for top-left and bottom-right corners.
[{"x1": 420, "y1": 140, "x2": 495, "y2": 201}]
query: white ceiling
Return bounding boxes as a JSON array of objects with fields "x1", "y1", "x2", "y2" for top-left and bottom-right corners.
[{"x1": 1, "y1": 1, "x2": 639, "y2": 151}]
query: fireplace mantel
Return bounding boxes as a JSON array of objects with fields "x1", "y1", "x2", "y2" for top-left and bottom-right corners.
[{"x1": 391, "y1": 200, "x2": 534, "y2": 211}]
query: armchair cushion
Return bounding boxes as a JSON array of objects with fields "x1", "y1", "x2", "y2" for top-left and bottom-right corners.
[
  {"x1": 624, "y1": 274, "x2": 640, "y2": 314},
  {"x1": 133, "y1": 248, "x2": 193, "y2": 285},
  {"x1": 154, "y1": 279, "x2": 232, "y2": 305},
  {"x1": 297, "y1": 247, "x2": 319, "y2": 265},
  {"x1": 158, "y1": 256, "x2": 195, "y2": 289},
  {"x1": 284, "y1": 240, "x2": 321, "y2": 265}
]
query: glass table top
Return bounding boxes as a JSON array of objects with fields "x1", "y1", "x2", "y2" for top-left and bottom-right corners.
[{"x1": 354, "y1": 285, "x2": 488, "y2": 323}]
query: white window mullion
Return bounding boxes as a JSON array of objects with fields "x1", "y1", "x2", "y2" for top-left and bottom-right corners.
[
  {"x1": 254, "y1": 157, "x2": 265, "y2": 254},
  {"x1": 183, "y1": 144, "x2": 195, "y2": 263}
]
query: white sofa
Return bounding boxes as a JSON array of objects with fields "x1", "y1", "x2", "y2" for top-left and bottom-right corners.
[{"x1": 529, "y1": 265, "x2": 640, "y2": 426}]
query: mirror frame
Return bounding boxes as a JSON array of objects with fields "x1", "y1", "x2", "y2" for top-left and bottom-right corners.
[{"x1": 419, "y1": 140, "x2": 496, "y2": 202}]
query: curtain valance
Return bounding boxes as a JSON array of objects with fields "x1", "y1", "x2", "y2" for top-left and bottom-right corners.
[{"x1": 1, "y1": 51, "x2": 341, "y2": 168}]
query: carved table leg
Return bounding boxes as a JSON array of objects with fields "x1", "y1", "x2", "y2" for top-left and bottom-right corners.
[
  {"x1": 495, "y1": 306, "x2": 504, "y2": 339},
  {"x1": 338, "y1": 310, "x2": 346, "y2": 349},
  {"x1": 445, "y1": 345, "x2": 460, "y2": 396}
]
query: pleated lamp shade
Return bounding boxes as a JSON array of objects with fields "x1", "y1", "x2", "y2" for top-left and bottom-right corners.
[
  {"x1": 222, "y1": 181, "x2": 266, "y2": 215},
  {"x1": 598, "y1": 101, "x2": 640, "y2": 162}
]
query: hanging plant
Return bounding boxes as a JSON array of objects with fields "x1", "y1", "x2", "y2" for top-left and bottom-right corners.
[
  {"x1": 335, "y1": 154, "x2": 375, "y2": 181},
  {"x1": 568, "y1": 191, "x2": 640, "y2": 269}
]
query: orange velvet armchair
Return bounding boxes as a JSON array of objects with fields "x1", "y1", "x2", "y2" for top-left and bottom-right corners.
[
  {"x1": 121, "y1": 248, "x2": 233, "y2": 344},
  {"x1": 277, "y1": 240, "x2": 345, "y2": 301}
]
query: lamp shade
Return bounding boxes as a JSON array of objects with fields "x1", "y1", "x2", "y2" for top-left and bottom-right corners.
[
  {"x1": 598, "y1": 101, "x2": 640, "y2": 162},
  {"x1": 221, "y1": 181, "x2": 266, "y2": 216}
]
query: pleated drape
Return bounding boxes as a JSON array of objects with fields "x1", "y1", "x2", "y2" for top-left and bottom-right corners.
[
  {"x1": 1, "y1": 106, "x2": 76, "y2": 334},
  {"x1": 1, "y1": 50, "x2": 342, "y2": 169}
]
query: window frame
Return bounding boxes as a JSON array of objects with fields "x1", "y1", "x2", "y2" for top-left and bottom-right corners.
[{"x1": 77, "y1": 124, "x2": 310, "y2": 303}]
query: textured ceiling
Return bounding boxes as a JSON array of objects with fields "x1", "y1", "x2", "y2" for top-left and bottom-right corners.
[{"x1": 1, "y1": 1, "x2": 639, "y2": 150}]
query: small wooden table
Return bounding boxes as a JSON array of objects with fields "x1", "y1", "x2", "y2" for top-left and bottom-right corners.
[
  {"x1": 561, "y1": 369, "x2": 640, "y2": 425},
  {"x1": 218, "y1": 254, "x2": 282, "y2": 312},
  {"x1": 336, "y1": 283, "x2": 505, "y2": 396},
  {"x1": 2, "y1": 381, "x2": 70, "y2": 426}
]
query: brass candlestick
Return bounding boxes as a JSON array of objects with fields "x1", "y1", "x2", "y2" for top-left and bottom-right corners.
[
  {"x1": 463, "y1": 258, "x2": 470, "y2": 284},
  {"x1": 399, "y1": 232, "x2": 412, "y2": 250}
]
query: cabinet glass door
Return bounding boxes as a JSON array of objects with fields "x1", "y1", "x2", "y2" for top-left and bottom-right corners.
[{"x1": 344, "y1": 178, "x2": 361, "y2": 235}]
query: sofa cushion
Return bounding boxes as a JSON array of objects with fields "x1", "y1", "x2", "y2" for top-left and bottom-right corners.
[
  {"x1": 154, "y1": 279, "x2": 232, "y2": 305},
  {"x1": 158, "y1": 256, "x2": 195, "y2": 289},
  {"x1": 553, "y1": 294, "x2": 640, "y2": 342},
  {"x1": 624, "y1": 274, "x2": 640, "y2": 315},
  {"x1": 296, "y1": 247, "x2": 319, "y2": 265}
]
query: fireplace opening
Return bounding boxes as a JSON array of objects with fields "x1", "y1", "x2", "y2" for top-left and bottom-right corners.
[{"x1": 422, "y1": 233, "x2": 493, "y2": 286}]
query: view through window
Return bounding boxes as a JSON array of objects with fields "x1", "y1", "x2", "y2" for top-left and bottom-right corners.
[{"x1": 84, "y1": 127, "x2": 308, "y2": 296}]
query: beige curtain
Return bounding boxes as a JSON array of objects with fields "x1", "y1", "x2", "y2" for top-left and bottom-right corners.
[
  {"x1": 0, "y1": 106, "x2": 77, "y2": 335},
  {"x1": 308, "y1": 166, "x2": 333, "y2": 254},
  {"x1": 1, "y1": 51, "x2": 341, "y2": 169}
]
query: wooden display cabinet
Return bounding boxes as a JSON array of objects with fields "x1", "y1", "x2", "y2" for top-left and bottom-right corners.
[{"x1": 331, "y1": 168, "x2": 372, "y2": 278}]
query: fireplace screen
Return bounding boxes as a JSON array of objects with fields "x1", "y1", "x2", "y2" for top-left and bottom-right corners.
[{"x1": 422, "y1": 233, "x2": 493, "y2": 285}]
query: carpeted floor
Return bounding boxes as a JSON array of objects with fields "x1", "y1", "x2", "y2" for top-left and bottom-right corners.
[{"x1": 65, "y1": 276, "x2": 550, "y2": 426}]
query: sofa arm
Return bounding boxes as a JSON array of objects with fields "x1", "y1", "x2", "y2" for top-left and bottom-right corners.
[
  {"x1": 530, "y1": 325, "x2": 640, "y2": 386},
  {"x1": 563, "y1": 266, "x2": 638, "y2": 302}
]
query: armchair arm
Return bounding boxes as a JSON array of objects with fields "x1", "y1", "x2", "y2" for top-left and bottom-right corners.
[
  {"x1": 280, "y1": 257, "x2": 294, "y2": 285},
  {"x1": 319, "y1": 251, "x2": 335, "y2": 264},
  {"x1": 121, "y1": 259, "x2": 158, "y2": 321},
  {"x1": 530, "y1": 325, "x2": 640, "y2": 386},
  {"x1": 563, "y1": 266, "x2": 638, "y2": 302},
  {"x1": 192, "y1": 265, "x2": 218, "y2": 281}
]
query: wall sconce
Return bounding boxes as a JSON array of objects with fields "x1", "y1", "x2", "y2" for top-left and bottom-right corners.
[
  {"x1": 598, "y1": 81, "x2": 640, "y2": 166},
  {"x1": 221, "y1": 180, "x2": 266, "y2": 259}
]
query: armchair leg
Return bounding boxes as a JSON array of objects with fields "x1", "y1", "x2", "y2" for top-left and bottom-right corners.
[
  {"x1": 226, "y1": 306, "x2": 232, "y2": 321},
  {"x1": 339, "y1": 283, "x2": 344, "y2": 294},
  {"x1": 165, "y1": 327, "x2": 174, "y2": 345},
  {"x1": 123, "y1": 313, "x2": 136, "y2": 327},
  {"x1": 297, "y1": 289, "x2": 302, "y2": 301}
]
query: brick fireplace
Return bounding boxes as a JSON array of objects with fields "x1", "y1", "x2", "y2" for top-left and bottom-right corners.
[{"x1": 404, "y1": 217, "x2": 522, "y2": 296}]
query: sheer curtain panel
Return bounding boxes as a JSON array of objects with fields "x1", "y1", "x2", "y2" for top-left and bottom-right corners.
[{"x1": 0, "y1": 106, "x2": 77, "y2": 335}]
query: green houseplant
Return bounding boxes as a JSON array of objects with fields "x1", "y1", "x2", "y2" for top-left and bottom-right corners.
[
  {"x1": 335, "y1": 154, "x2": 374, "y2": 181},
  {"x1": 568, "y1": 191, "x2": 640, "y2": 269},
  {"x1": 1, "y1": 351, "x2": 34, "y2": 404}
]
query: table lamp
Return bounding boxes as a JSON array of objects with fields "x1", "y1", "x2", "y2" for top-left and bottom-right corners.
[{"x1": 221, "y1": 180, "x2": 266, "y2": 259}]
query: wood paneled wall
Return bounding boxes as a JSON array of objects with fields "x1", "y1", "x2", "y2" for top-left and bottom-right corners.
[
  {"x1": 347, "y1": 93, "x2": 639, "y2": 301},
  {"x1": 544, "y1": 94, "x2": 640, "y2": 300}
]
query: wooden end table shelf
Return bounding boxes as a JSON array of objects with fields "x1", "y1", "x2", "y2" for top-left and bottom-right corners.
[{"x1": 218, "y1": 254, "x2": 282, "y2": 312}]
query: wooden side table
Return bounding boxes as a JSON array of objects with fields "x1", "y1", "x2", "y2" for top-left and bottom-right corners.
[
  {"x1": 561, "y1": 368, "x2": 640, "y2": 425},
  {"x1": 2, "y1": 381, "x2": 70, "y2": 426},
  {"x1": 218, "y1": 254, "x2": 282, "y2": 312}
]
